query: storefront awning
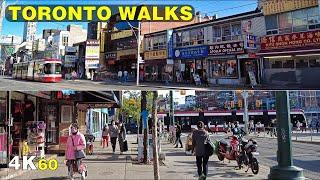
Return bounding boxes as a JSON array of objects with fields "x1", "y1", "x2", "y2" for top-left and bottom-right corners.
[
  {"x1": 257, "y1": 49, "x2": 320, "y2": 57},
  {"x1": 17, "y1": 91, "x2": 51, "y2": 99},
  {"x1": 75, "y1": 91, "x2": 120, "y2": 109}
]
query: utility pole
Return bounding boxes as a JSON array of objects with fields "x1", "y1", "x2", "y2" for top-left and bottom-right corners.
[
  {"x1": 170, "y1": 90, "x2": 174, "y2": 125},
  {"x1": 268, "y1": 91, "x2": 304, "y2": 180},
  {"x1": 136, "y1": 21, "x2": 141, "y2": 86},
  {"x1": 152, "y1": 91, "x2": 160, "y2": 180},
  {"x1": 242, "y1": 91, "x2": 249, "y2": 134},
  {"x1": 141, "y1": 91, "x2": 148, "y2": 163}
]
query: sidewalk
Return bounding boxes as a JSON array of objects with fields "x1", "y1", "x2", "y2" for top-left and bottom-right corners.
[
  {"x1": 127, "y1": 136, "x2": 269, "y2": 179},
  {"x1": 7, "y1": 135, "x2": 269, "y2": 179}
]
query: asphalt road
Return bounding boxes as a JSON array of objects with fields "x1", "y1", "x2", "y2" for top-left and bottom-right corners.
[
  {"x1": 0, "y1": 76, "x2": 211, "y2": 91},
  {"x1": 0, "y1": 76, "x2": 310, "y2": 91}
]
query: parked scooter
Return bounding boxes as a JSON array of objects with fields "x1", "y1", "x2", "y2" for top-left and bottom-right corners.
[
  {"x1": 216, "y1": 134, "x2": 241, "y2": 163},
  {"x1": 238, "y1": 136, "x2": 259, "y2": 174},
  {"x1": 216, "y1": 125, "x2": 244, "y2": 167}
]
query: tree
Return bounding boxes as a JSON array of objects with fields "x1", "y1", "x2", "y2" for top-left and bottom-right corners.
[{"x1": 118, "y1": 91, "x2": 141, "y2": 123}]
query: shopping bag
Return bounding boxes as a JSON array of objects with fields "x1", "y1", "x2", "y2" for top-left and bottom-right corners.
[{"x1": 123, "y1": 140, "x2": 128, "y2": 152}]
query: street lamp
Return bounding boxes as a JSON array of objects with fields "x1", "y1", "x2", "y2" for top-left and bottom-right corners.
[
  {"x1": 126, "y1": 21, "x2": 141, "y2": 86},
  {"x1": 242, "y1": 91, "x2": 249, "y2": 134}
]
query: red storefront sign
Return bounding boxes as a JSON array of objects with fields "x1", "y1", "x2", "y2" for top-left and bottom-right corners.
[{"x1": 261, "y1": 30, "x2": 320, "y2": 51}]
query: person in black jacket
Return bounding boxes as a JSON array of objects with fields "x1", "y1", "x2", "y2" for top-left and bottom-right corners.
[
  {"x1": 174, "y1": 124, "x2": 183, "y2": 148},
  {"x1": 192, "y1": 121, "x2": 210, "y2": 180}
]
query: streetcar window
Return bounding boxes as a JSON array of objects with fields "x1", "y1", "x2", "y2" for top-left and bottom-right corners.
[{"x1": 44, "y1": 63, "x2": 62, "y2": 74}]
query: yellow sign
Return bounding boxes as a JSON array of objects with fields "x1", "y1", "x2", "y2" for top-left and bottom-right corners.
[
  {"x1": 111, "y1": 30, "x2": 133, "y2": 40},
  {"x1": 261, "y1": 0, "x2": 318, "y2": 15},
  {"x1": 144, "y1": 50, "x2": 167, "y2": 60},
  {"x1": 117, "y1": 49, "x2": 137, "y2": 60}
]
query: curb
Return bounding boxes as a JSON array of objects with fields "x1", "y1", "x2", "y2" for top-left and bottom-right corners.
[{"x1": 251, "y1": 135, "x2": 320, "y2": 145}]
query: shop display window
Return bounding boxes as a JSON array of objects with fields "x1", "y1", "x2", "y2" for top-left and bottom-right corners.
[
  {"x1": 210, "y1": 59, "x2": 238, "y2": 78},
  {"x1": 309, "y1": 59, "x2": 320, "y2": 67}
]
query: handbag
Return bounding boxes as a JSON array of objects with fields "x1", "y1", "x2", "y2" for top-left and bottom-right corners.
[
  {"x1": 204, "y1": 138, "x2": 215, "y2": 157},
  {"x1": 123, "y1": 140, "x2": 128, "y2": 152},
  {"x1": 71, "y1": 136, "x2": 86, "y2": 159}
]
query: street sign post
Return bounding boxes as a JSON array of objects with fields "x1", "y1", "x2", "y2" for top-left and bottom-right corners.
[{"x1": 268, "y1": 91, "x2": 304, "y2": 179}]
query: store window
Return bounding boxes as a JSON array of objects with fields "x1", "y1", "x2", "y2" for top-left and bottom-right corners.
[
  {"x1": 175, "y1": 28, "x2": 204, "y2": 47},
  {"x1": 296, "y1": 59, "x2": 309, "y2": 68},
  {"x1": 278, "y1": 12, "x2": 293, "y2": 34},
  {"x1": 266, "y1": 15, "x2": 278, "y2": 35},
  {"x1": 222, "y1": 24, "x2": 231, "y2": 41},
  {"x1": 265, "y1": 7, "x2": 320, "y2": 35},
  {"x1": 62, "y1": 36, "x2": 68, "y2": 46},
  {"x1": 309, "y1": 59, "x2": 320, "y2": 67},
  {"x1": 210, "y1": 59, "x2": 237, "y2": 78},
  {"x1": 292, "y1": 9, "x2": 308, "y2": 32},
  {"x1": 92, "y1": 111, "x2": 100, "y2": 133},
  {"x1": 270, "y1": 60, "x2": 282, "y2": 68},
  {"x1": 231, "y1": 23, "x2": 242, "y2": 40},
  {"x1": 153, "y1": 35, "x2": 166, "y2": 50},
  {"x1": 213, "y1": 26, "x2": 222, "y2": 42},
  {"x1": 283, "y1": 60, "x2": 294, "y2": 68}
]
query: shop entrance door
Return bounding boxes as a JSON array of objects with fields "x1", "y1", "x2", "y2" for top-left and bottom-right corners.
[
  {"x1": 185, "y1": 61, "x2": 195, "y2": 83},
  {"x1": 240, "y1": 60, "x2": 258, "y2": 85}
]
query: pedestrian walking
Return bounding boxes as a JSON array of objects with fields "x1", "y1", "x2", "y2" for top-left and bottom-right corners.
[
  {"x1": 192, "y1": 121, "x2": 210, "y2": 180},
  {"x1": 296, "y1": 121, "x2": 301, "y2": 132},
  {"x1": 109, "y1": 120, "x2": 119, "y2": 154},
  {"x1": 213, "y1": 121, "x2": 218, "y2": 134},
  {"x1": 71, "y1": 70, "x2": 77, "y2": 81},
  {"x1": 223, "y1": 122, "x2": 227, "y2": 134},
  {"x1": 118, "y1": 70, "x2": 123, "y2": 82},
  {"x1": 174, "y1": 124, "x2": 183, "y2": 148},
  {"x1": 118, "y1": 122, "x2": 127, "y2": 154},
  {"x1": 65, "y1": 123, "x2": 86, "y2": 180},
  {"x1": 101, "y1": 125, "x2": 109, "y2": 148},
  {"x1": 123, "y1": 70, "x2": 128, "y2": 82},
  {"x1": 316, "y1": 121, "x2": 320, "y2": 133}
]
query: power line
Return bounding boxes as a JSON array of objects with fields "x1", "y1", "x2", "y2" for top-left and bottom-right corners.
[{"x1": 195, "y1": 2, "x2": 257, "y2": 16}]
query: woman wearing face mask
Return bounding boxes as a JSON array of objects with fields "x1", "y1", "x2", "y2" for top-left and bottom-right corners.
[
  {"x1": 118, "y1": 122, "x2": 127, "y2": 154},
  {"x1": 65, "y1": 123, "x2": 86, "y2": 180}
]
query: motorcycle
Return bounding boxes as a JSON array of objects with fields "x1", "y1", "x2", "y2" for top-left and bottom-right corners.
[
  {"x1": 238, "y1": 136, "x2": 260, "y2": 174},
  {"x1": 216, "y1": 134, "x2": 241, "y2": 163}
]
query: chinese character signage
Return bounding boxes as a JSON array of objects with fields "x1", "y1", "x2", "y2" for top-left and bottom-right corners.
[
  {"x1": 85, "y1": 40, "x2": 100, "y2": 59},
  {"x1": 261, "y1": 0, "x2": 318, "y2": 15},
  {"x1": 105, "y1": 52, "x2": 117, "y2": 60},
  {"x1": 174, "y1": 45, "x2": 208, "y2": 59},
  {"x1": 144, "y1": 50, "x2": 167, "y2": 60},
  {"x1": 261, "y1": 30, "x2": 320, "y2": 51},
  {"x1": 85, "y1": 60, "x2": 100, "y2": 69},
  {"x1": 167, "y1": 29, "x2": 174, "y2": 59},
  {"x1": 245, "y1": 34, "x2": 257, "y2": 49},
  {"x1": 111, "y1": 30, "x2": 133, "y2": 40},
  {"x1": 208, "y1": 42, "x2": 244, "y2": 56}
]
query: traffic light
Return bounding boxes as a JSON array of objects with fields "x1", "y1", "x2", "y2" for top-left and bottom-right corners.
[
  {"x1": 256, "y1": 100, "x2": 262, "y2": 108},
  {"x1": 238, "y1": 100, "x2": 243, "y2": 108},
  {"x1": 230, "y1": 101, "x2": 235, "y2": 108}
]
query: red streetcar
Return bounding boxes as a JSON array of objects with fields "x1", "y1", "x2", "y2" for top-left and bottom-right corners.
[{"x1": 13, "y1": 58, "x2": 62, "y2": 83}]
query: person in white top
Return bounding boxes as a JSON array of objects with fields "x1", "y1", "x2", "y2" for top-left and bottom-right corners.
[{"x1": 118, "y1": 71, "x2": 123, "y2": 82}]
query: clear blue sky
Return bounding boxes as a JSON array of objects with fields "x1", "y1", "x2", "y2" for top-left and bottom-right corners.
[{"x1": 1, "y1": 0, "x2": 258, "y2": 37}]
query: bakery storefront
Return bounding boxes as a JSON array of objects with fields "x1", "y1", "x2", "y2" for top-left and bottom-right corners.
[
  {"x1": 259, "y1": 29, "x2": 320, "y2": 88},
  {"x1": 173, "y1": 45, "x2": 208, "y2": 83},
  {"x1": 143, "y1": 49, "x2": 168, "y2": 82}
]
